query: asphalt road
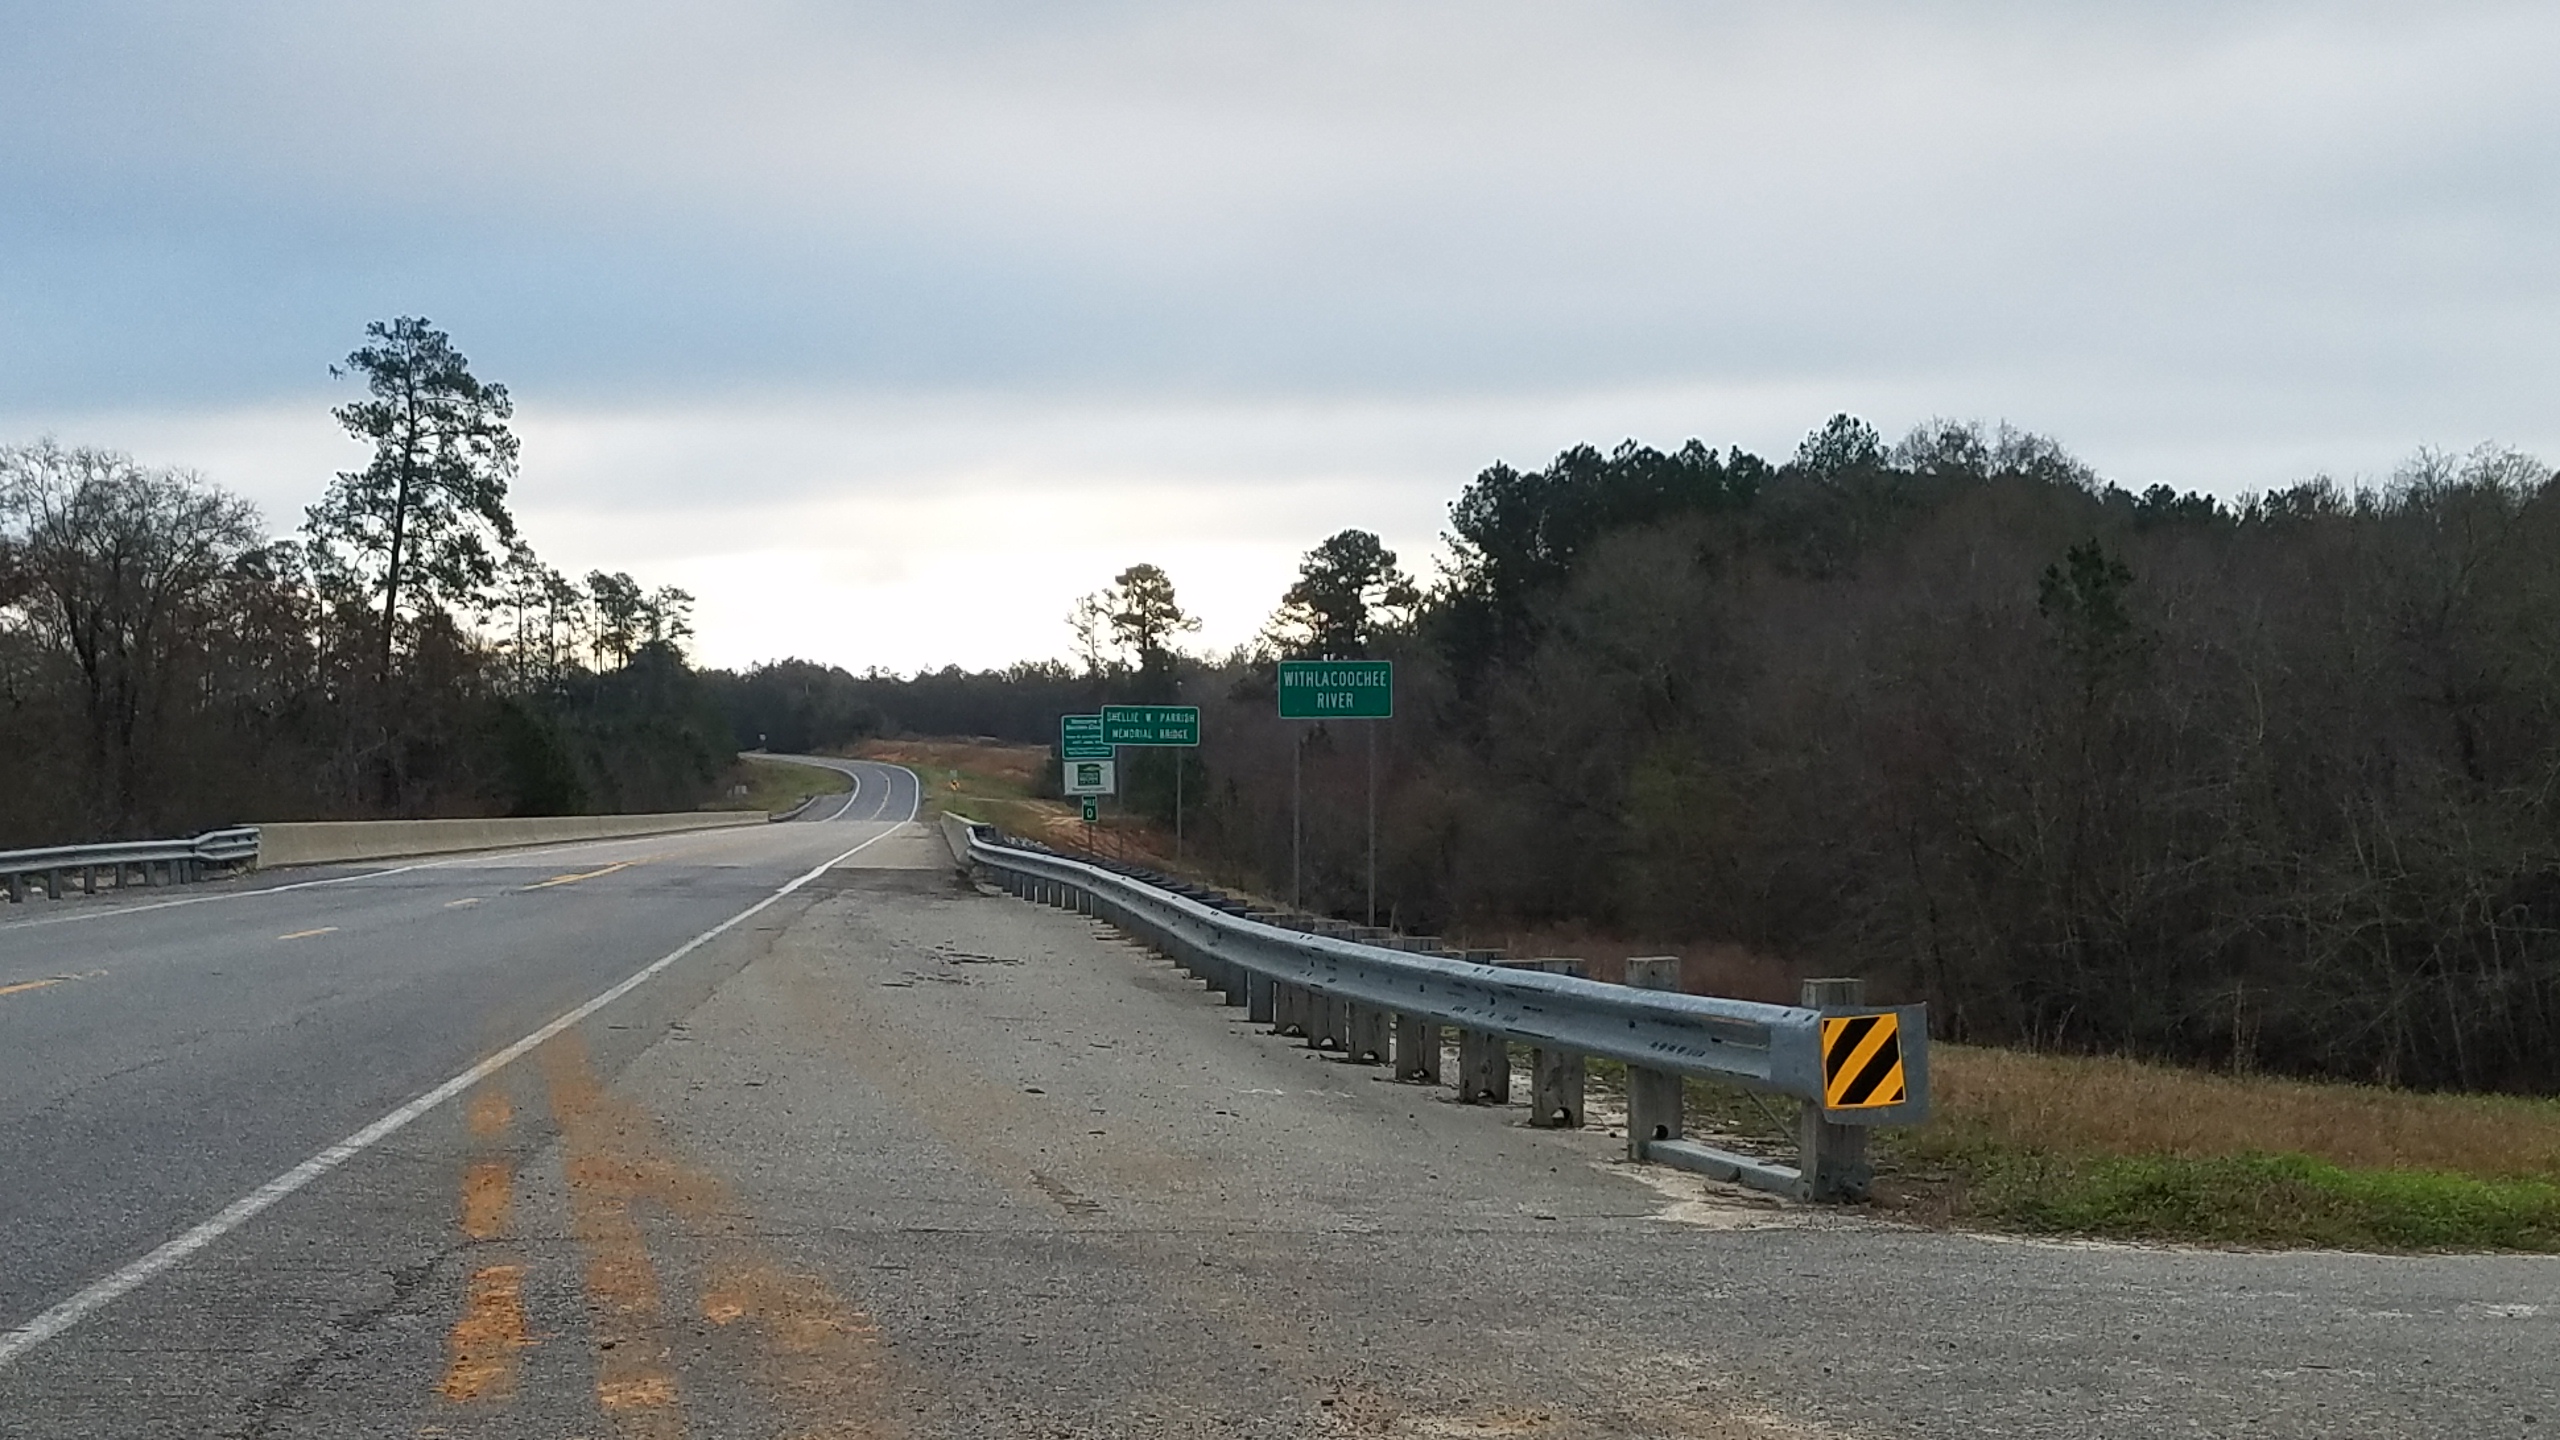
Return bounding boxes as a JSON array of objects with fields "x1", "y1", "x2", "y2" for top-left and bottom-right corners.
[{"x1": 0, "y1": 757, "x2": 2553, "y2": 1438}]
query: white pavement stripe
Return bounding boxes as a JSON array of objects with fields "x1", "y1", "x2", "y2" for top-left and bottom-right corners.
[
  {"x1": 825, "y1": 769, "x2": 863, "y2": 823},
  {"x1": 0, "y1": 771, "x2": 921, "y2": 1370}
]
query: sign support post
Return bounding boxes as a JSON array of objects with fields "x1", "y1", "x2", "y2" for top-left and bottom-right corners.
[
  {"x1": 1275, "y1": 659, "x2": 1392, "y2": 921},
  {"x1": 1366, "y1": 722, "x2": 1377, "y2": 927},
  {"x1": 1291, "y1": 730, "x2": 1303, "y2": 911}
]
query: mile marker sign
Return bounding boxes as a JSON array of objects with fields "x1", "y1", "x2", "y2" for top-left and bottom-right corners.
[{"x1": 1277, "y1": 659, "x2": 1392, "y2": 719}]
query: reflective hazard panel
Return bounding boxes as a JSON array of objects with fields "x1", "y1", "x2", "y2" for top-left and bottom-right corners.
[{"x1": 1820, "y1": 1012, "x2": 1908, "y2": 1109}]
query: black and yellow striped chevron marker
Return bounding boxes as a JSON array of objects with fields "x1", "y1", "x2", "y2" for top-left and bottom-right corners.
[{"x1": 1820, "y1": 1012, "x2": 1908, "y2": 1109}]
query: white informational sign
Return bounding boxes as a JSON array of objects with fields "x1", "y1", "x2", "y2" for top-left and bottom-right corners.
[{"x1": 1062, "y1": 759, "x2": 1117, "y2": 796}]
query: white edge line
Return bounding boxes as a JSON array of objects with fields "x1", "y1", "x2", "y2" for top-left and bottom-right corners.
[{"x1": 0, "y1": 789, "x2": 918, "y2": 1370}]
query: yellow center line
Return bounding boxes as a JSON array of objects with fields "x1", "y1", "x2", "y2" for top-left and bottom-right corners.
[
  {"x1": 0, "y1": 968, "x2": 109, "y2": 1000},
  {"x1": 278, "y1": 926, "x2": 339, "y2": 941},
  {"x1": 524, "y1": 860, "x2": 640, "y2": 891}
]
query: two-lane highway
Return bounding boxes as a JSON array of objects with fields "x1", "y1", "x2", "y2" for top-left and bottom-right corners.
[{"x1": 0, "y1": 760, "x2": 919, "y2": 1386}]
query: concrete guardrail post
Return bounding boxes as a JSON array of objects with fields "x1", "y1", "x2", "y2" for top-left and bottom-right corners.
[
  {"x1": 1623, "y1": 955, "x2": 1685, "y2": 1158},
  {"x1": 1345, "y1": 1003, "x2": 1390, "y2": 1064},
  {"x1": 1394, "y1": 1013, "x2": 1441, "y2": 1083},
  {"x1": 1247, "y1": 971, "x2": 1275, "y2": 1023},
  {"x1": 1456, "y1": 1030, "x2": 1508, "y2": 1104},
  {"x1": 1273, "y1": 982, "x2": 1306, "y2": 1036},
  {"x1": 1498, "y1": 958, "x2": 1588, "y2": 1127},
  {"x1": 1798, "y1": 976, "x2": 1874, "y2": 1203}
]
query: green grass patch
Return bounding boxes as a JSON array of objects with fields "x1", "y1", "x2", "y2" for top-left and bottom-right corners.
[{"x1": 1930, "y1": 1147, "x2": 2560, "y2": 1251}]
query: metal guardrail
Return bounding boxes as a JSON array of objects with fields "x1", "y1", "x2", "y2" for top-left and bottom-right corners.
[
  {"x1": 0, "y1": 827, "x2": 261, "y2": 904},
  {"x1": 953, "y1": 820, "x2": 1928, "y2": 1202}
]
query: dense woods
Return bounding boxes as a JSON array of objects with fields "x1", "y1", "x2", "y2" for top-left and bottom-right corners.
[
  {"x1": 0, "y1": 319, "x2": 730, "y2": 845},
  {"x1": 15, "y1": 358, "x2": 2557, "y2": 1093},
  {"x1": 761, "y1": 417, "x2": 2560, "y2": 1094}
]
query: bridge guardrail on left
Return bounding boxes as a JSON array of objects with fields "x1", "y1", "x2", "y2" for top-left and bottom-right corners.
[{"x1": 0, "y1": 827, "x2": 262, "y2": 904}]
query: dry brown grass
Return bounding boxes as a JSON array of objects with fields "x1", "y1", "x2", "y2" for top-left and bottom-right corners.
[
  {"x1": 1928, "y1": 1044, "x2": 2560, "y2": 1181},
  {"x1": 853, "y1": 737, "x2": 1047, "y2": 792},
  {"x1": 1460, "y1": 927, "x2": 1807, "y2": 1003}
]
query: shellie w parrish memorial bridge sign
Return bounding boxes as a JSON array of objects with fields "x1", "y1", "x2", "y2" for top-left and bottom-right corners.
[
  {"x1": 1101, "y1": 705, "x2": 1200, "y2": 746},
  {"x1": 1276, "y1": 660, "x2": 1394, "y2": 719}
]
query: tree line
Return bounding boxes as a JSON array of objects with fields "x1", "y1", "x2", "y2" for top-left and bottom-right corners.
[
  {"x1": 815, "y1": 418, "x2": 2560, "y2": 1094},
  {"x1": 0, "y1": 317, "x2": 730, "y2": 845}
]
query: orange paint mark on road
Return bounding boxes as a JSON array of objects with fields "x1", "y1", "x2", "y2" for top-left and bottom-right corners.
[
  {"x1": 460, "y1": 1161, "x2": 513, "y2": 1242},
  {"x1": 438, "y1": 1263, "x2": 531, "y2": 1402},
  {"x1": 0, "y1": 977, "x2": 64, "y2": 998},
  {"x1": 466, "y1": 1088, "x2": 513, "y2": 1138},
  {"x1": 543, "y1": 1033, "x2": 688, "y2": 1438}
]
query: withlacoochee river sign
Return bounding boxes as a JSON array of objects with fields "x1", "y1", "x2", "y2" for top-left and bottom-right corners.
[{"x1": 1276, "y1": 659, "x2": 1392, "y2": 719}]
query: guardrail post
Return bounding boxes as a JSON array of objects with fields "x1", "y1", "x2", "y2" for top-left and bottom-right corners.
[
  {"x1": 45, "y1": 868, "x2": 64, "y2": 900},
  {"x1": 1798, "y1": 977, "x2": 1874, "y2": 1203},
  {"x1": 1500, "y1": 959, "x2": 1588, "y2": 1127},
  {"x1": 80, "y1": 864, "x2": 96, "y2": 895},
  {"x1": 1623, "y1": 955, "x2": 1684, "y2": 1158},
  {"x1": 5, "y1": 872, "x2": 23, "y2": 904},
  {"x1": 1308, "y1": 992, "x2": 1348, "y2": 1051},
  {"x1": 1456, "y1": 1030, "x2": 1508, "y2": 1103},
  {"x1": 1394, "y1": 1014, "x2": 1441, "y2": 1082},
  {"x1": 1273, "y1": 982, "x2": 1306, "y2": 1036},
  {"x1": 1345, "y1": 1003, "x2": 1390, "y2": 1064}
]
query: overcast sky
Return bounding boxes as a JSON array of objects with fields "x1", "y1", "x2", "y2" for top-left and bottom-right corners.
[{"x1": 5, "y1": 2, "x2": 2555, "y2": 671}]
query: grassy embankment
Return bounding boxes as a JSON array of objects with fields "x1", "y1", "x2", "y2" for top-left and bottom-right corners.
[
  {"x1": 702, "y1": 755, "x2": 853, "y2": 813},
  {"x1": 859, "y1": 736, "x2": 2560, "y2": 1251},
  {"x1": 1575, "y1": 1046, "x2": 2560, "y2": 1252}
]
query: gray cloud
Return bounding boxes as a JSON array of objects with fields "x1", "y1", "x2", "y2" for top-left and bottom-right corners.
[
  {"x1": 6, "y1": 3, "x2": 2558, "y2": 666},
  {"x1": 7, "y1": 4, "x2": 2554, "y2": 414}
]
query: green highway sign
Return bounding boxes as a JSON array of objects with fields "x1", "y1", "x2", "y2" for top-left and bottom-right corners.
[
  {"x1": 1080, "y1": 795, "x2": 1099, "y2": 823},
  {"x1": 1060, "y1": 713, "x2": 1111, "y2": 759},
  {"x1": 1277, "y1": 659, "x2": 1392, "y2": 719},
  {"x1": 1101, "y1": 704, "x2": 1200, "y2": 746}
]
